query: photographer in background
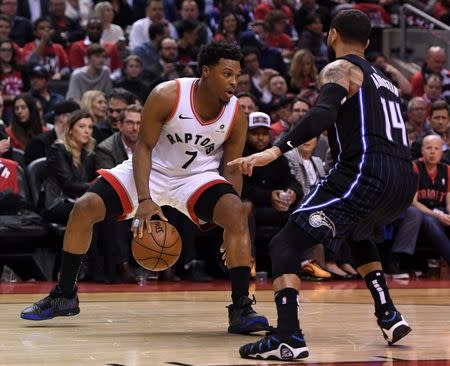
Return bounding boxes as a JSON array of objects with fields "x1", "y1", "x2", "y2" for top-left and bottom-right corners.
[{"x1": 145, "y1": 36, "x2": 195, "y2": 91}]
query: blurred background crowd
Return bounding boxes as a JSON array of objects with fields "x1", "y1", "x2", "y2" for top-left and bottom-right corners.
[{"x1": 0, "y1": 0, "x2": 450, "y2": 284}]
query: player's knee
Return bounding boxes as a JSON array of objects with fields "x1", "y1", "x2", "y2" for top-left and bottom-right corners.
[
  {"x1": 348, "y1": 240, "x2": 380, "y2": 268},
  {"x1": 70, "y1": 193, "x2": 105, "y2": 225},
  {"x1": 269, "y1": 233, "x2": 301, "y2": 279}
]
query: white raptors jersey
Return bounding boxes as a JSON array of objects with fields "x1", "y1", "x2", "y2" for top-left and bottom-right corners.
[{"x1": 151, "y1": 78, "x2": 239, "y2": 177}]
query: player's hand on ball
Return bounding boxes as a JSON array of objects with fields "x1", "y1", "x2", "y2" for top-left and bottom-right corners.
[
  {"x1": 132, "y1": 199, "x2": 168, "y2": 238},
  {"x1": 227, "y1": 147, "x2": 281, "y2": 176}
]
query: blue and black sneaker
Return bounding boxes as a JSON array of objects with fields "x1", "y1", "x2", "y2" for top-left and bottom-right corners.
[
  {"x1": 239, "y1": 330, "x2": 309, "y2": 360},
  {"x1": 20, "y1": 285, "x2": 80, "y2": 321},
  {"x1": 227, "y1": 295, "x2": 270, "y2": 334},
  {"x1": 377, "y1": 310, "x2": 412, "y2": 345}
]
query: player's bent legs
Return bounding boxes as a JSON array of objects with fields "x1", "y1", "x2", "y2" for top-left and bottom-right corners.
[
  {"x1": 213, "y1": 193, "x2": 251, "y2": 268},
  {"x1": 20, "y1": 192, "x2": 108, "y2": 321},
  {"x1": 64, "y1": 192, "x2": 106, "y2": 254},
  {"x1": 348, "y1": 240, "x2": 412, "y2": 345},
  {"x1": 211, "y1": 193, "x2": 270, "y2": 333}
]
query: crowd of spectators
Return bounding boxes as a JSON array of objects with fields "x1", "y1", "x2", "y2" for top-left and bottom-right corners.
[{"x1": 1, "y1": 0, "x2": 450, "y2": 282}]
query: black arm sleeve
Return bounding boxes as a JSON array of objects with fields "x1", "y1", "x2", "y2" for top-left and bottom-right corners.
[{"x1": 275, "y1": 83, "x2": 348, "y2": 153}]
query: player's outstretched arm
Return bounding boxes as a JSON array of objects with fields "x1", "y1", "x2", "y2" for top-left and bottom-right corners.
[
  {"x1": 274, "y1": 59, "x2": 363, "y2": 153},
  {"x1": 132, "y1": 81, "x2": 177, "y2": 238}
]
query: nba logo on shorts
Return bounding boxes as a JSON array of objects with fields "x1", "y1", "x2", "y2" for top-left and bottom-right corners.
[{"x1": 308, "y1": 211, "x2": 336, "y2": 237}]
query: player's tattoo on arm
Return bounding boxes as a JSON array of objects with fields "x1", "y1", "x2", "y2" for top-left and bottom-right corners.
[{"x1": 318, "y1": 60, "x2": 363, "y2": 92}]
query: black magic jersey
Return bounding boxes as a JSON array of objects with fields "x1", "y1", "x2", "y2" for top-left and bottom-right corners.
[{"x1": 327, "y1": 54, "x2": 411, "y2": 167}]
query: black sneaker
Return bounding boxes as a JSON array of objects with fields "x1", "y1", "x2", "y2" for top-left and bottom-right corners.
[
  {"x1": 377, "y1": 310, "x2": 412, "y2": 345},
  {"x1": 239, "y1": 330, "x2": 309, "y2": 360},
  {"x1": 227, "y1": 295, "x2": 270, "y2": 334},
  {"x1": 20, "y1": 285, "x2": 80, "y2": 321}
]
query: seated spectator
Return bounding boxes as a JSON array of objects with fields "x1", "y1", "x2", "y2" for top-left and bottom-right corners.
[
  {"x1": 173, "y1": 0, "x2": 212, "y2": 48},
  {"x1": 114, "y1": 55, "x2": 150, "y2": 104},
  {"x1": 298, "y1": 13, "x2": 328, "y2": 71},
  {"x1": 410, "y1": 46, "x2": 450, "y2": 103},
  {"x1": 80, "y1": 90, "x2": 111, "y2": 144},
  {"x1": 22, "y1": 17, "x2": 70, "y2": 80},
  {"x1": 0, "y1": 0, "x2": 33, "y2": 47},
  {"x1": 42, "y1": 109, "x2": 96, "y2": 224},
  {"x1": 264, "y1": 10, "x2": 293, "y2": 59},
  {"x1": 422, "y1": 74, "x2": 443, "y2": 111},
  {"x1": 5, "y1": 94, "x2": 42, "y2": 150},
  {"x1": 294, "y1": 0, "x2": 330, "y2": 35},
  {"x1": 289, "y1": 49, "x2": 318, "y2": 94},
  {"x1": 242, "y1": 111, "x2": 303, "y2": 237},
  {"x1": 0, "y1": 14, "x2": 22, "y2": 57},
  {"x1": 240, "y1": 21, "x2": 286, "y2": 76},
  {"x1": 175, "y1": 19, "x2": 200, "y2": 66},
  {"x1": 269, "y1": 96, "x2": 294, "y2": 141},
  {"x1": 0, "y1": 39, "x2": 25, "y2": 120},
  {"x1": 145, "y1": 36, "x2": 195, "y2": 91},
  {"x1": 241, "y1": 46, "x2": 278, "y2": 104},
  {"x1": 235, "y1": 69, "x2": 252, "y2": 95},
  {"x1": 409, "y1": 135, "x2": 450, "y2": 265},
  {"x1": 406, "y1": 97, "x2": 428, "y2": 135},
  {"x1": 66, "y1": 44, "x2": 113, "y2": 102},
  {"x1": 48, "y1": 0, "x2": 84, "y2": 50},
  {"x1": 213, "y1": 11, "x2": 240, "y2": 44},
  {"x1": 106, "y1": 88, "x2": 139, "y2": 129},
  {"x1": 412, "y1": 100, "x2": 450, "y2": 159},
  {"x1": 254, "y1": 0, "x2": 293, "y2": 26},
  {"x1": 128, "y1": 0, "x2": 177, "y2": 51},
  {"x1": 69, "y1": 17, "x2": 121, "y2": 76},
  {"x1": 28, "y1": 64, "x2": 64, "y2": 120},
  {"x1": 132, "y1": 21, "x2": 167, "y2": 74},
  {"x1": 237, "y1": 92, "x2": 258, "y2": 119},
  {"x1": 24, "y1": 100, "x2": 80, "y2": 164},
  {"x1": 93, "y1": 1, "x2": 125, "y2": 44}
]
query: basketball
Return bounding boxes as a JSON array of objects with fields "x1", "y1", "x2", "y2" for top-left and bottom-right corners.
[{"x1": 132, "y1": 220, "x2": 182, "y2": 271}]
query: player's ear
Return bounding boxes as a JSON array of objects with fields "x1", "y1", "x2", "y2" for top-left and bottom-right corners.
[
  {"x1": 365, "y1": 39, "x2": 370, "y2": 50},
  {"x1": 202, "y1": 65, "x2": 210, "y2": 77}
]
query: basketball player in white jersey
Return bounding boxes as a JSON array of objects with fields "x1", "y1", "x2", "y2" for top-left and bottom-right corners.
[{"x1": 20, "y1": 41, "x2": 270, "y2": 335}]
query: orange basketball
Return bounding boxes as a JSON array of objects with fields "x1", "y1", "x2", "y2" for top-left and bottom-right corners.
[{"x1": 132, "y1": 220, "x2": 182, "y2": 271}]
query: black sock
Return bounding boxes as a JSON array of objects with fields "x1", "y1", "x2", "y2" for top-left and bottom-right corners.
[
  {"x1": 364, "y1": 270, "x2": 395, "y2": 318},
  {"x1": 59, "y1": 251, "x2": 85, "y2": 297},
  {"x1": 275, "y1": 288, "x2": 300, "y2": 335},
  {"x1": 229, "y1": 266, "x2": 250, "y2": 304}
]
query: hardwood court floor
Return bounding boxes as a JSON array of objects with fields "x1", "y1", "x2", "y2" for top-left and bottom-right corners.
[{"x1": 0, "y1": 279, "x2": 449, "y2": 366}]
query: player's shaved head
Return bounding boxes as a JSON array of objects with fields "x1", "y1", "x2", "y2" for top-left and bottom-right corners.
[{"x1": 330, "y1": 9, "x2": 371, "y2": 45}]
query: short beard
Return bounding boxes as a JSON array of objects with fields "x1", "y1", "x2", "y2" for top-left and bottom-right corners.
[{"x1": 327, "y1": 46, "x2": 336, "y2": 63}]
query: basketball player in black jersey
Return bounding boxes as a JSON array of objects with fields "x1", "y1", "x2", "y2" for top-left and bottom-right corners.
[{"x1": 230, "y1": 10, "x2": 417, "y2": 361}]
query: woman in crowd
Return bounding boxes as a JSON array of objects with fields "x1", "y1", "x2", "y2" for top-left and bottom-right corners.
[
  {"x1": 0, "y1": 39, "x2": 25, "y2": 121},
  {"x1": 5, "y1": 94, "x2": 42, "y2": 150},
  {"x1": 43, "y1": 109, "x2": 96, "y2": 224},
  {"x1": 80, "y1": 90, "x2": 110, "y2": 143},
  {"x1": 214, "y1": 12, "x2": 240, "y2": 44},
  {"x1": 289, "y1": 49, "x2": 318, "y2": 93},
  {"x1": 94, "y1": 1, "x2": 125, "y2": 44}
]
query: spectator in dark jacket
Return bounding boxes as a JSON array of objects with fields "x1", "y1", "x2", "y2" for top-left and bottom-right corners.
[
  {"x1": 43, "y1": 109, "x2": 96, "y2": 224},
  {"x1": 242, "y1": 111, "x2": 303, "y2": 229}
]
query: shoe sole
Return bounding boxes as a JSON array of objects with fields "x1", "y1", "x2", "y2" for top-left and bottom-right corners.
[
  {"x1": 20, "y1": 307, "x2": 80, "y2": 321},
  {"x1": 383, "y1": 324, "x2": 412, "y2": 345},
  {"x1": 240, "y1": 344, "x2": 309, "y2": 361}
]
